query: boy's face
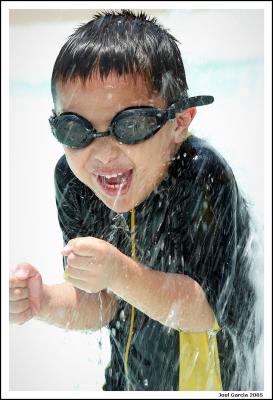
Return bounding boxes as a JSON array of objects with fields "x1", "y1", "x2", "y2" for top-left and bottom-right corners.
[{"x1": 55, "y1": 74, "x2": 187, "y2": 213}]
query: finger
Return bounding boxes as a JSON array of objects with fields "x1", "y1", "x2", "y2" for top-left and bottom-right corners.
[
  {"x1": 9, "y1": 308, "x2": 33, "y2": 325},
  {"x1": 65, "y1": 276, "x2": 98, "y2": 293},
  {"x1": 65, "y1": 265, "x2": 91, "y2": 281},
  {"x1": 9, "y1": 298, "x2": 30, "y2": 314},
  {"x1": 9, "y1": 274, "x2": 28, "y2": 288},
  {"x1": 61, "y1": 244, "x2": 73, "y2": 256},
  {"x1": 27, "y1": 274, "x2": 42, "y2": 312},
  {"x1": 9, "y1": 287, "x2": 29, "y2": 301},
  {"x1": 13, "y1": 263, "x2": 40, "y2": 281},
  {"x1": 67, "y1": 237, "x2": 103, "y2": 257},
  {"x1": 67, "y1": 252, "x2": 97, "y2": 270}
]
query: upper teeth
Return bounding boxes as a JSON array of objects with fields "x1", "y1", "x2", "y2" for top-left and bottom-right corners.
[{"x1": 104, "y1": 173, "x2": 123, "y2": 178}]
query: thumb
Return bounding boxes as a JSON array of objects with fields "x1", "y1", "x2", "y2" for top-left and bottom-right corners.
[
  {"x1": 14, "y1": 262, "x2": 40, "y2": 280},
  {"x1": 28, "y1": 273, "x2": 43, "y2": 314}
]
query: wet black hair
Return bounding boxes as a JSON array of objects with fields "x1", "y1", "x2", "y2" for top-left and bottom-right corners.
[{"x1": 51, "y1": 9, "x2": 189, "y2": 105}]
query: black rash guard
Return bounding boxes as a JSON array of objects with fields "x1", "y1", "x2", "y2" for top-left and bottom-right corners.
[{"x1": 54, "y1": 135, "x2": 260, "y2": 391}]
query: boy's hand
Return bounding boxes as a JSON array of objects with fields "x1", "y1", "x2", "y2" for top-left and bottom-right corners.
[
  {"x1": 9, "y1": 263, "x2": 43, "y2": 325},
  {"x1": 62, "y1": 237, "x2": 125, "y2": 293}
]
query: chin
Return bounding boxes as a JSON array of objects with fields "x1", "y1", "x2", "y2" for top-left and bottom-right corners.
[
  {"x1": 108, "y1": 200, "x2": 133, "y2": 214},
  {"x1": 97, "y1": 195, "x2": 132, "y2": 214},
  {"x1": 112, "y1": 206, "x2": 131, "y2": 213}
]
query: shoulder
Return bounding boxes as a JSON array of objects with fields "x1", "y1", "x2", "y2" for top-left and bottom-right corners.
[
  {"x1": 171, "y1": 135, "x2": 236, "y2": 189},
  {"x1": 54, "y1": 154, "x2": 75, "y2": 187},
  {"x1": 167, "y1": 135, "x2": 243, "y2": 226},
  {"x1": 54, "y1": 155, "x2": 85, "y2": 193},
  {"x1": 54, "y1": 155, "x2": 93, "y2": 210}
]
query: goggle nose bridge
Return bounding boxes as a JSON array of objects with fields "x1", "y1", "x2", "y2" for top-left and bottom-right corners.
[{"x1": 89, "y1": 130, "x2": 112, "y2": 139}]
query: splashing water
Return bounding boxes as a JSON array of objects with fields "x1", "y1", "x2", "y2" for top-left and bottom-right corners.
[
  {"x1": 98, "y1": 291, "x2": 103, "y2": 365},
  {"x1": 112, "y1": 179, "x2": 127, "y2": 210},
  {"x1": 97, "y1": 181, "x2": 126, "y2": 366}
]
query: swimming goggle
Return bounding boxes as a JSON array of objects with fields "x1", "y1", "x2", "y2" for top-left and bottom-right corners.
[{"x1": 49, "y1": 95, "x2": 214, "y2": 148}]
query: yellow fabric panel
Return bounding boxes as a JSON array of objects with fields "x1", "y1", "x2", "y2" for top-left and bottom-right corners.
[{"x1": 179, "y1": 318, "x2": 222, "y2": 391}]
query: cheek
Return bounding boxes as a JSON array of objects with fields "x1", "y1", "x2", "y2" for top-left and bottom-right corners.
[
  {"x1": 136, "y1": 135, "x2": 173, "y2": 168},
  {"x1": 129, "y1": 143, "x2": 170, "y2": 183}
]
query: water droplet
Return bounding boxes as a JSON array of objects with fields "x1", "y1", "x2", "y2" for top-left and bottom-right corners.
[{"x1": 88, "y1": 256, "x2": 96, "y2": 265}]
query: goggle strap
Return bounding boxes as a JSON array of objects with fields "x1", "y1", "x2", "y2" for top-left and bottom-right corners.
[{"x1": 169, "y1": 95, "x2": 214, "y2": 117}]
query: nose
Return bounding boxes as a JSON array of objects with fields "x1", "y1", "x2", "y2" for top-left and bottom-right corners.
[{"x1": 92, "y1": 136, "x2": 121, "y2": 164}]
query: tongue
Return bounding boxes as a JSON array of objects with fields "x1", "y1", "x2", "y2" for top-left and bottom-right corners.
[
  {"x1": 107, "y1": 176, "x2": 123, "y2": 185},
  {"x1": 106, "y1": 171, "x2": 131, "y2": 185}
]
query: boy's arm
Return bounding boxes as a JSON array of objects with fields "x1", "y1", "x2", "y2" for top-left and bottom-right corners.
[
  {"x1": 35, "y1": 283, "x2": 118, "y2": 331},
  {"x1": 110, "y1": 259, "x2": 214, "y2": 332},
  {"x1": 63, "y1": 238, "x2": 214, "y2": 333}
]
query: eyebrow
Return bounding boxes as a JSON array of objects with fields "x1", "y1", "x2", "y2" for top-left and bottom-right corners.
[{"x1": 120, "y1": 105, "x2": 157, "y2": 112}]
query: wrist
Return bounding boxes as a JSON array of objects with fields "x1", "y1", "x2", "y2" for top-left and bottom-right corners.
[
  {"x1": 34, "y1": 283, "x2": 51, "y2": 320},
  {"x1": 108, "y1": 254, "x2": 139, "y2": 296}
]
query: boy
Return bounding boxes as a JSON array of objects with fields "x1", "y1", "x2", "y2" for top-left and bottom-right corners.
[{"x1": 9, "y1": 10, "x2": 259, "y2": 391}]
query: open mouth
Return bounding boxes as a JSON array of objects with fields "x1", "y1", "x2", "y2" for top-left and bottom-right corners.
[{"x1": 96, "y1": 170, "x2": 133, "y2": 196}]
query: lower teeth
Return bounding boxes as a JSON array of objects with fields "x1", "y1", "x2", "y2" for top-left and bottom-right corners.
[{"x1": 103, "y1": 177, "x2": 127, "y2": 189}]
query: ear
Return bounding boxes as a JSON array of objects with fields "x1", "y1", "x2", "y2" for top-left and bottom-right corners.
[{"x1": 173, "y1": 107, "x2": 197, "y2": 143}]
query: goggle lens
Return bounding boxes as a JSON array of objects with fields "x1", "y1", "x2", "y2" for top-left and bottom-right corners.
[
  {"x1": 51, "y1": 114, "x2": 95, "y2": 148},
  {"x1": 113, "y1": 115, "x2": 159, "y2": 144}
]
